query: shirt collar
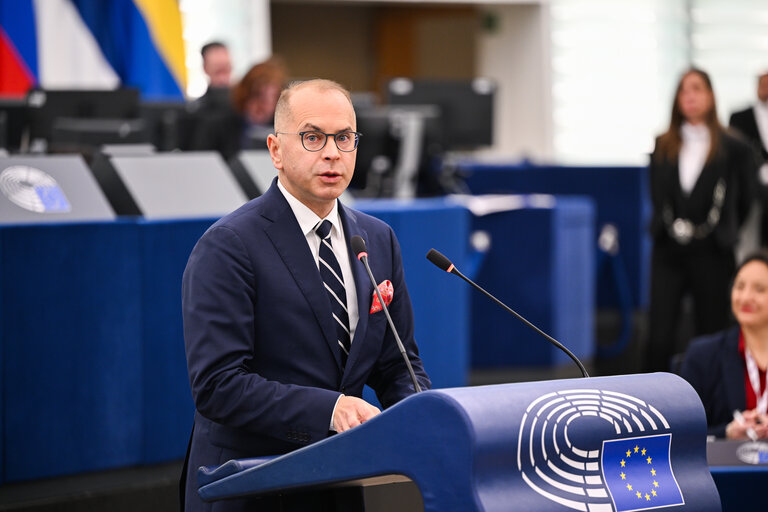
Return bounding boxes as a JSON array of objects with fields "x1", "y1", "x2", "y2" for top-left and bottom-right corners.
[
  {"x1": 681, "y1": 122, "x2": 709, "y2": 141},
  {"x1": 277, "y1": 178, "x2": 341, "y2": 237}
]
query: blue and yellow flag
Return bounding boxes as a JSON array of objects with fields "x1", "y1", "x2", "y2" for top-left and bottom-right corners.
[
  {"x1": 602, "y1": 433, "x2": 684, "y2": 511},
  {"x1": 72, "y1": 0, "x2": 186, "y2": 99}
]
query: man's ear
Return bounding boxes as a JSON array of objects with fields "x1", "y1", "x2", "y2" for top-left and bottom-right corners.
[{"x1": 267, "y1": 134, "x2": 283, "y2": 170}]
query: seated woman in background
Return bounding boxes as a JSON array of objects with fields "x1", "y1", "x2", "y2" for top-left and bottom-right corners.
[
  {"x1": 230, "y1": 57, "x2": 287, "y2": 149},
  {"x1": 191, "y1": 57, "x2": 287, "y2": 159},
  {"x1": 680, "y1": 251, "x2": 768, "y2": 439}
]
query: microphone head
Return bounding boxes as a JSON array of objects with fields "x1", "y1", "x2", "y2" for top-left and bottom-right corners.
[
  {"x1": 426, "y1": 249, "x2": 454, "y2": 273},
  {"x1": 351, "y1": 236, "x2": 367, "y2": 260}
]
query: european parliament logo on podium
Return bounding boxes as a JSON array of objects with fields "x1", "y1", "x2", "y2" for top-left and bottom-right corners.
[
  {"x1": 602, "y1": 433, "x2": 684, "y2": 511},
  {"x1": 517, "y1": 388, "x2": 688, "y2": 511}
]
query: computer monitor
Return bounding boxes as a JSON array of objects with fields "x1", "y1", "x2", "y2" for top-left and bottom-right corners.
[
  {"x1": 50, "y1": 118, "x2": 149, "y2": 155},
  {"x1": 26, "y1": 88, "x2": 141, "y2": 145},
  {"x1": 386, "y1": 78, "x2": 495, "y2": 150},
  {"x1": 139, "y1": 101, "x2": 193, "y2": 151},
  {"x1": 353, "y1": 105, "x2": 443, "y2": 198},
  {"x1": 351, "y1": 107, "x2": 397, "y2": 193},
  {"x1": 0, "y1": 98, "x2": 30, "y2": 151}
]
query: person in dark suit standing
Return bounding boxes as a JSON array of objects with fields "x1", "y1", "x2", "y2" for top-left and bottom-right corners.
[
  {"x1": 729, "y1": 71, "x2": 768, "y2": 245},
  {"x1": 181, "y1": 79, "x2": 431, "y2": 511},
  {"x1": 646, "y1": 68, "x2": 758, "y2": 373},
  {"x1": 680, "y1": 251, "x2": 768, "y2": 439}
]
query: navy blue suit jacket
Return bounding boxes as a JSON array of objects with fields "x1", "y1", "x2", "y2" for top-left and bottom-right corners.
[
  {"x1": 181, "y1": 179, "x2": 430, "y2": 510},
  {"x1": 679, "y1": 326, "x2": 745, "y2": 438}
]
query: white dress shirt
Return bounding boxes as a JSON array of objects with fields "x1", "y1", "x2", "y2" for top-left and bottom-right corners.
[
  {"x1": 754, "y1": 100, "x2": 768, "y2": 153},
  {"x1": 277, "y1": 179, "x2": 359, "y2": 341},
  {"x1": 752, "y1": 101, "x2": 768, "y2": 185},
  {"x1": 277, "y1": 179, "x2": 358, "y2": 430},
  {"x1": 679, "y1": 122, "x2": 710, "y2": 195}
]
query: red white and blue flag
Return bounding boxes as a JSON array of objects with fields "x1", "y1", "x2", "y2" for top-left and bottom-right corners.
[{"x1": 0, "y1": 0, "x2": 186, "y2": 99}]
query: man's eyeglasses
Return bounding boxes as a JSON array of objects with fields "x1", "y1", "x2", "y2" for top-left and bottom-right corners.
[{"x1": 276, "y1": 131, "x2": 361, "y2": 152}]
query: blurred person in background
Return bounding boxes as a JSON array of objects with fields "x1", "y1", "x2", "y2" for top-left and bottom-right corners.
[
  {"x1": 231, "y1": 56, "x2": 287, "y2": 148},
  {"x1": 680, "y1": 251, "x2": 768, "y2": 439},
  {"x1": 730, "y1": 70, "x2": 768, "y2": 246},
  {"x1": 191, "y1": 56, "x2": 287, "y2": 159},
  {"x1": 645, "y1": 68, "x2": 758, "y2": 373},
  {"x1": 194, "y1": 41, "x2": 233, "y2": 113}
]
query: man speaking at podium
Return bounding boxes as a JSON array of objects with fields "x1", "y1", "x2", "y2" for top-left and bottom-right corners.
[{"x1": 181, "y1": 79, "x2": 431, "y2": 511}]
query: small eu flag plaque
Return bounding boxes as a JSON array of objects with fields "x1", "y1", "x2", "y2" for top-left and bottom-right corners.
[{"x1": 602, "y1": 433, "x2": 684, "y2": 511}]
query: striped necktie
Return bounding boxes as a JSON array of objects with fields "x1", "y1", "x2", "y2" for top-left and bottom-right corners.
[{"x1": 314, "y1": 220, "x2": 351, "y2": 365}]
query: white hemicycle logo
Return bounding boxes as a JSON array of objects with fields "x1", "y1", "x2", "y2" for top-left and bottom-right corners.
[
  {"x1": 0, "y1": 165, "x2": 71, "y2": 213},
  {"x1": 517, "y1": 389, "x2": 681, "y2": 512}
]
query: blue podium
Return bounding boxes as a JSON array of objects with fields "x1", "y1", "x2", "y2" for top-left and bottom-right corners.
[{"x1": 198, "y1": 373, "x2": 720, "y2": 511}]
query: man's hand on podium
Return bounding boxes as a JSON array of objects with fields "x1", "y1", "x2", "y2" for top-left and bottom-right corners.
[{"x1": 333, "y1": 396, "x2": 381, "y2": 433}]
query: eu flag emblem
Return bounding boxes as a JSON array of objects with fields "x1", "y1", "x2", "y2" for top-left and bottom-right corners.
[
  {"x1": 35, "y1": 185, "x2": 71, "y2": 213},
  {"x1": 601, "y1": 434, "x2": 684, "y2": 511}
]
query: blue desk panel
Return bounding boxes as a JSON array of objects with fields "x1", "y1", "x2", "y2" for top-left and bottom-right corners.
[
  {"x1": 710, "y1": 466, "x2": 765, "y2": 511},
  {"x1": 0, "y1": 222, "x2": 144, "y2": 482},
  {"x1": 139, "y1": 219, "x2": 214, "y2": 464},
  {"x1": 0, "y1": 200, "x2": 472, "y2": 483},
  {"x1": 470, "y1": 197, "x2": 595, "y2": 367},
  {"x1": 460, "y1": 163, "x2": 651, "y2": 309},
  {"x1": 356, "y1": 199, "x2": 471, "y2": 391}
]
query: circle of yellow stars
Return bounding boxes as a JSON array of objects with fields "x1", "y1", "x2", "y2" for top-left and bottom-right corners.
[{"x1": 618, "y1": 444, "x2": 660, "y2": 501}]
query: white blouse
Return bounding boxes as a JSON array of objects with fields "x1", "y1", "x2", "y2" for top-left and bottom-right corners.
[{"x1": 678, "y1": 122, "x2": 710, "y2": 195}]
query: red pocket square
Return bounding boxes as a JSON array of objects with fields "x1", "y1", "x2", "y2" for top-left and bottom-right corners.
[{"x1": 369, "y1": 280, "x2": 393, "y2": 313}]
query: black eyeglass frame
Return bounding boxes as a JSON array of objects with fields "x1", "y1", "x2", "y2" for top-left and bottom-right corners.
[{"x1": 275, "y1": 130, "x2": 362, "y2": 152}]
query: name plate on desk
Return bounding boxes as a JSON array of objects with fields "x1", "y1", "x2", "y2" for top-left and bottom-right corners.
[
  {"x1": 0, "y1": 155, "x2": 115, "y2": 223},
  {"x1": 707, "y1": 440, "x2": 768, "y2": 466}
]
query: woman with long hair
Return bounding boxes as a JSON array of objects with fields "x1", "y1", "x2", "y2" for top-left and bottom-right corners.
[{"x1": 646, "y1": 68, "x2": 758, "y2": 373}]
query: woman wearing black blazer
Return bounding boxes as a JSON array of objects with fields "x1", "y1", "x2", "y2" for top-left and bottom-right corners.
[
  {"x1": 646, "y1": 68, "x2": 758, "y2": 373},
  {"x1": 680, "y1": 251, "x2": 768, "y2": 439}
]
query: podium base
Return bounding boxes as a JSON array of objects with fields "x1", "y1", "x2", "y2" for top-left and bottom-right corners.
[
  {"x1": 250, "y1": 476, "x2": 422, "y2": 512},
  {"x1": 340, "y1": 476, "x2": 422, "y2": 512}
]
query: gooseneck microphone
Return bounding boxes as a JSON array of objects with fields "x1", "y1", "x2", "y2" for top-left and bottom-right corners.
[
  {"x1": 426, "y1": 248, "x2": 589, "y2": 378},
  {"x1": 351, "y1": 236, "x2": 422, "y2": 393}
]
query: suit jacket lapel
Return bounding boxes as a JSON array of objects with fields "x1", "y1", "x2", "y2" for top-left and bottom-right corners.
[
  {"x1": 262, "y1": 183, "x2": 343, "y2": 370},
  {"x1": 340, "y1": 204, "x2": 372, "y2": 373},
  {"x1": 721, "y1": 328, "x2": 747, "y2": 412}
]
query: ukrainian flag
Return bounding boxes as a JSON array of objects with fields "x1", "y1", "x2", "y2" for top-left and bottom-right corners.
[{"x1": 0, "y1": 0, "x2": 186, "y2": 100}]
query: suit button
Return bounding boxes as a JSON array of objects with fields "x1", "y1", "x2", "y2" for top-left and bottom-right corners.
[{"x1": 341, "y1": 387, "x2": 346, "y2": 393}]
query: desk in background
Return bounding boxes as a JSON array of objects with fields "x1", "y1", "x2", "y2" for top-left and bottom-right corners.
[
  {"x1": 707, "y1": 439, "x2": 768, "y2": 511},
  {"x1": 459, "y1": 162, "x2": 651, "y2": 309},
  {"x1": 457, "y1": 195, "x2": 596, "y2": 368},
  {"x1": 0, "y1": 200, "x2": 471, "y2": 484}
]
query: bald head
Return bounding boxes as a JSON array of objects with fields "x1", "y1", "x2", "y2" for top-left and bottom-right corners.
[{"x1": 273, "y1": 79, "x2": 354, "y2": 133}]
